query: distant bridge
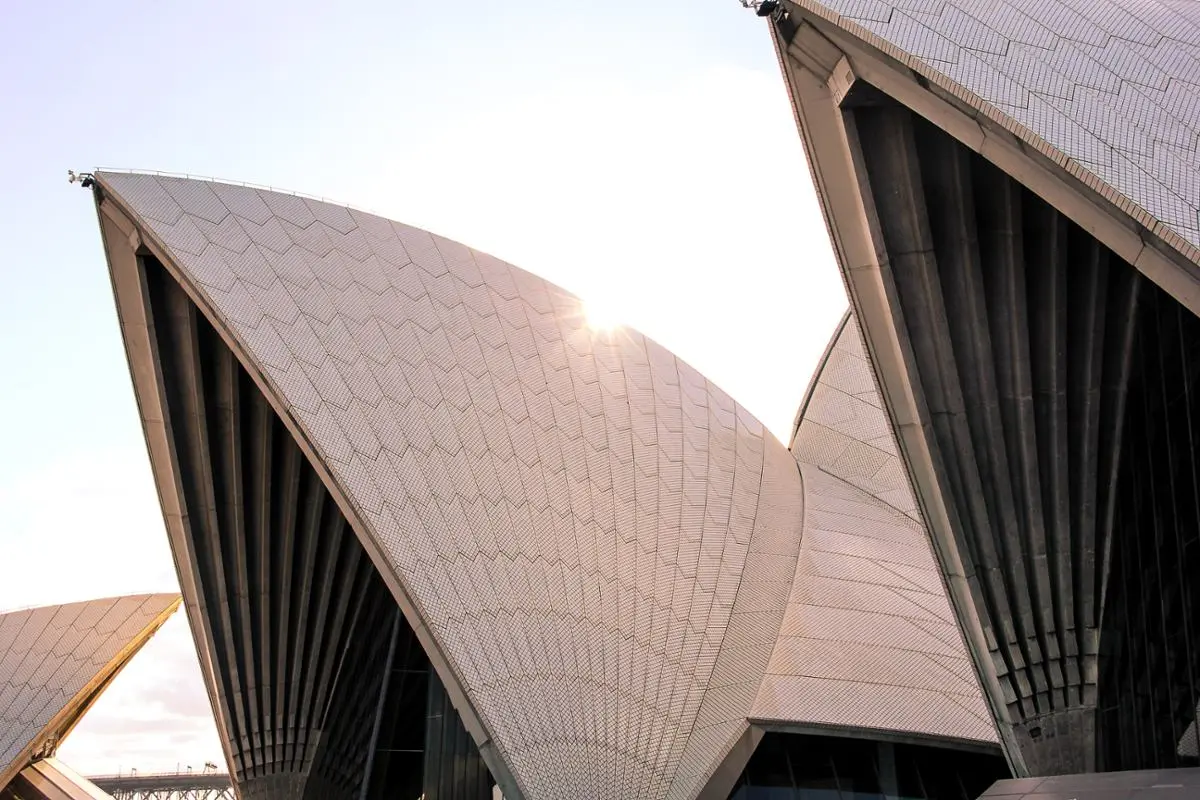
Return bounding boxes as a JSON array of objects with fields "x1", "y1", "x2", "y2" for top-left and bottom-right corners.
[{"x1": 88, "y1": 771, "x2": 234, "y2": 800}]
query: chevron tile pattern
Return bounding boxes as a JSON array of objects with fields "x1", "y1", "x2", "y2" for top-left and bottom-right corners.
[
  {"x1": 752, "y1": 314, "x2": 996, "y2": 744},
  {"x1": 97, "y1": 172, "x2": 806, "y2": 800},
  {"x1": 787, "y1": 0, "x2": 1200, "y2": 258},
  {"x1": 0, "y1": 594, "x2": 180, "y2": 786},
  {"x1": 790, "y1": 314, "x2": 919, "y2": 519}
]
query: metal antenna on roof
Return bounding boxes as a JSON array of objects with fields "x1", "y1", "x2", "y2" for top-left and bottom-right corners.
[
  {"x1": 739, "y1": 0, "x2": 786, "y2": 19},
  {"x1": 67, "y1": 169, "x2": 95, "y2": 189}
]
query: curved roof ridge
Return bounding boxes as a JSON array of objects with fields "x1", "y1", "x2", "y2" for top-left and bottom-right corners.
[
  {"x1": 788, "y1": 306, "x2": 851, "y2": 445},
  {"x1": 94, "y1": 167, "x2": 384, "y2": 218},
  {"x1": 0, "y1": 592, "x2": 179, "y2": 616}
]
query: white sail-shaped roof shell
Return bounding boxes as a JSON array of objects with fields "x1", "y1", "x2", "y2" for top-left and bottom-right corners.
[
  {"x1": 94, "y1": 172, "x2": 807, "y2": 800},
  {"x1": 0, "y1": 594, "x2": 181, "y2": 789},
  {"x1": 753, "y1": 314, "x2": 995, "y2": 746},
  {"x1": 770, "y1": 0, "x2": 1200, "y2": 774}
]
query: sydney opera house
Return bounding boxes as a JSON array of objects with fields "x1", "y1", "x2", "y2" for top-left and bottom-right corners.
[
  {"x1": 0, "y1": 595, "x2": 180, "y2": 800},
  {"x1": 72, "y1": 0, "x2": 1200, "y2": 798}
]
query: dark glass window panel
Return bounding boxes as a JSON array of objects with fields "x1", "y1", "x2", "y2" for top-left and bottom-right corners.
[
  {"x1": 746, "y1": 733, "x2": 796, "y2": 786},
  {"x1": 788, "y1": 734, "x2": 840, "y2": 792},
  {"x1": 895, "y1": 748, "x2": 926, "y2": 800},
  {"x1": 905, "y1": 745, "x2": 967, "y2": 800},
  {"x1": 366, "y1": 750, "x2": 423, "y2": 800},
  {"x1": 830, "y1": 737, "x2": 883, "y2": 799},
  {"x1": 1098, "y1": 290, "x2": 1200, "y2": 772},
  {"x1": 364, "y1": 624, "x2": 430, "y2": 799},
  {"x1": 956, "y1": 751, "x2": 1012, "y2": 799},
  {"x1": 795, "y1": 788, "x2": 842, "y2": 800},
  {"x1": 744, "y1": 789, "x2": 798, "y2": 800},
  {"x1": 731, "y1": 733, "x2": 1009, "y2": 800}
]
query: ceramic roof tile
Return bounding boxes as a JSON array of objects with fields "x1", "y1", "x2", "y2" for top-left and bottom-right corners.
[
  {"x1": 0, "y1": 594, "x2": 179, "y2": 788},
  {"x1": 753, "y1": 313, "x2": 997, "y2": 745}
]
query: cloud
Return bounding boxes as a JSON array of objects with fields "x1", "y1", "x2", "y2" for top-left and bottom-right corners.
[
  {"x1": 0, "y1": 446, "x2": 178, "y2": 611},
  {"x1": 58, "y1": 615, "x2": 224, "y2": 775},
  {"x1": 0, "y1": 446, "x2": 222, "y2": 774}
]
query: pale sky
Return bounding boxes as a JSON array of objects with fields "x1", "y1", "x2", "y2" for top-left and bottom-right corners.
[{"x1": 0, "y1": 0, "x2": 845, "y2": 776}]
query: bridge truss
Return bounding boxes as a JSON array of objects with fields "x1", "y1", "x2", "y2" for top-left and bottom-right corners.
[{"x1": 88, "y1": 772, "x2": 234, "y2": 800}]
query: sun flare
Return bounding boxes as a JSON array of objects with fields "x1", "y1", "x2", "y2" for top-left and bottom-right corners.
[{"x1": 583, "y1": 297, "x2": 622, "y2": 332}]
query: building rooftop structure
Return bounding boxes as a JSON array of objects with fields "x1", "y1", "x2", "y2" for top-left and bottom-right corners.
[
  {"x1": 766, "y1": 0, "x2": 1200, "y2": 782},
  {"x1": 81, "y1": 2, "x2": 1200, "y2": 794},
  {"x1": 753, "y1": 312, "x2": 995, "y2": 746},
  {"x1": 90, "y1": 170, "x2": 1009, "y2": 799},
  {"x1": 0, "y1": 594, "x2": 181, "y2": 799}
]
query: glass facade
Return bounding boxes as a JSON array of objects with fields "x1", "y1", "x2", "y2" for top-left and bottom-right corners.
[
  {"x1": 361, "y1": 609, "x2": 494, "y2": 800},
  {"x1": 728, "y1": 733, "x2": 1009, "y2": 800},
  {"x1": 1097, "y1": 277, "x2": 1200, "y2": 772},
  {"x1": 362, "y1": 612, "x2": 430, "y2": 799}
]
